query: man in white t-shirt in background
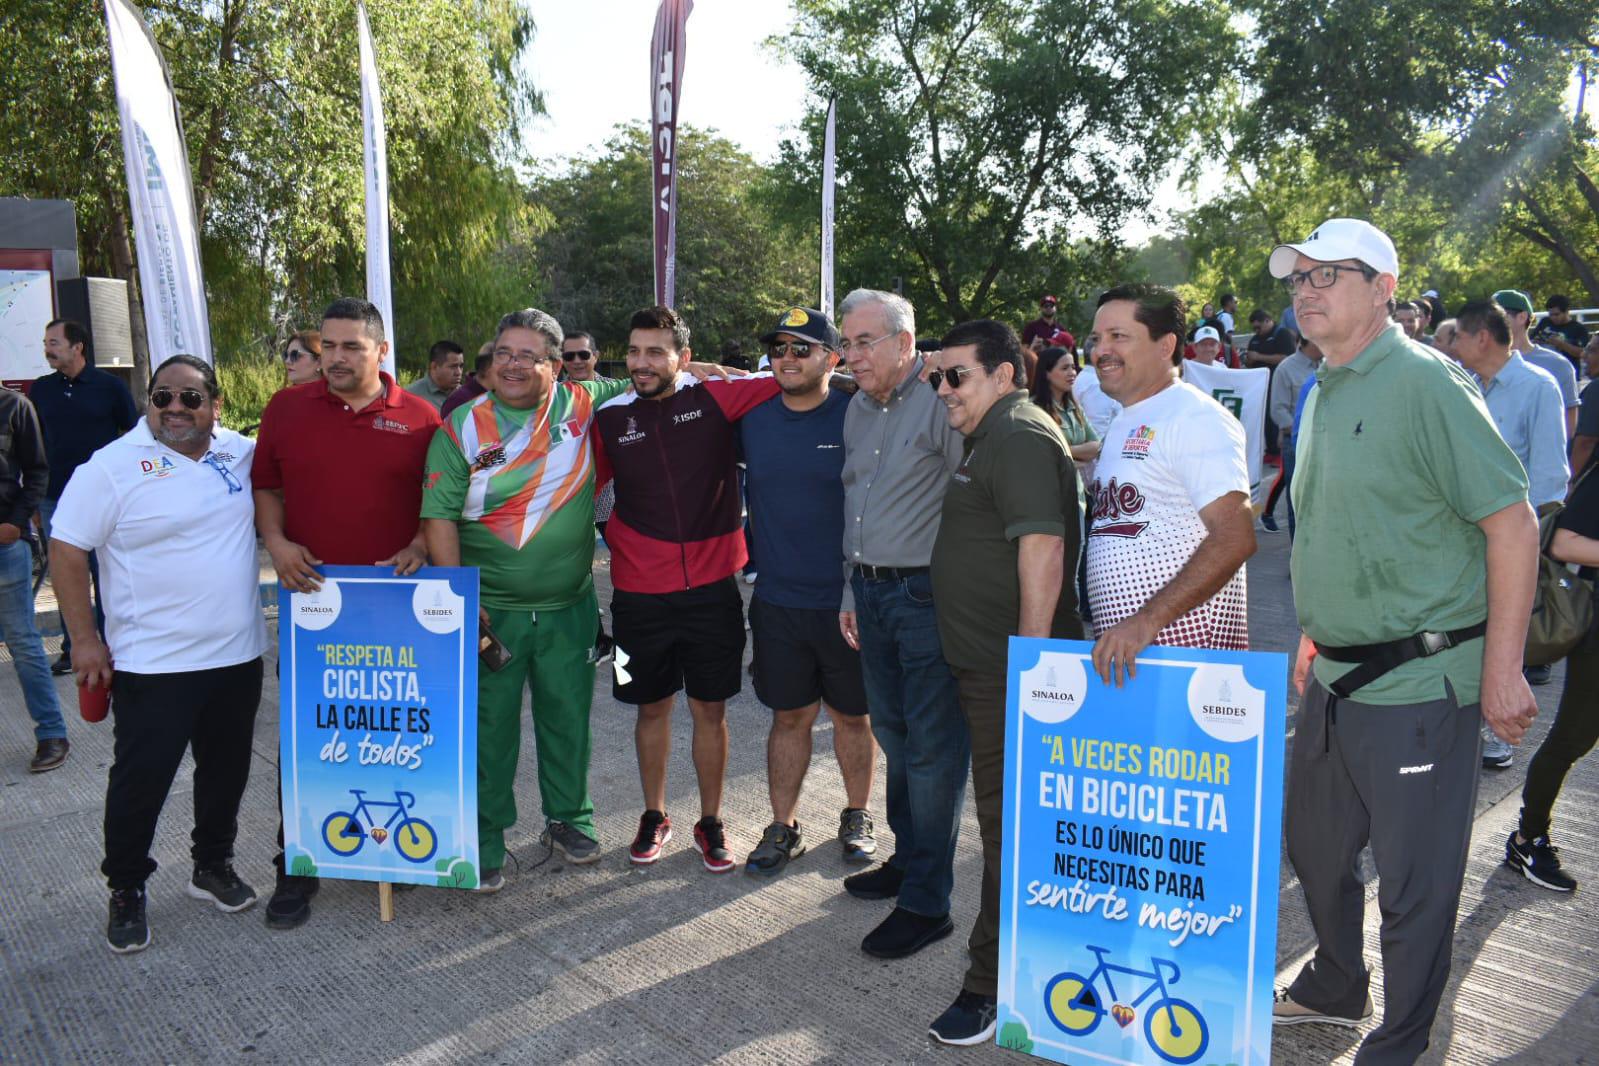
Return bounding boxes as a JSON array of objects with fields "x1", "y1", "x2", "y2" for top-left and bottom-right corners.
[
  {"x1": 50, "y1": 355, "x2": 268, "y2": 955},
  {"x1": 1084, "y1": 283, "x2": 1257, "y2": 684}
]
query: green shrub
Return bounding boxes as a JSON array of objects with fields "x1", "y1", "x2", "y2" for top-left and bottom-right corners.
[{"x1": 217, "y1": 348, "x2": 285, "y2": 433}]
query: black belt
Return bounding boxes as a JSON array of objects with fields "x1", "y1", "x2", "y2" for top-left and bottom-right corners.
[
  {"x1": 855, "y1": 564, "x2": 928, "y2": 582},
  {"x1": 1318, "y1": 621, "x2": 1487, "y2": 699}
]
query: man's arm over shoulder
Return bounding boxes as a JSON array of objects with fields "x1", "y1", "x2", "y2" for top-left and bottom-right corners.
[{"x1": 702, "y1": 374, "x2": 782, "y2": 421}]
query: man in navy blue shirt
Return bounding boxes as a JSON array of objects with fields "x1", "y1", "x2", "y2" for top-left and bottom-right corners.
[
  {"x1": 739, "y1": 306, "x2": 877, "y2": 877},
  {"x1": 32, "y1": 320, "x2": 138, "y2": 674}
]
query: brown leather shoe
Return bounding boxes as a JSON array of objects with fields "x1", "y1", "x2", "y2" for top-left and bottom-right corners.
[{"x1": 29, "y1": 738, "x2": 69, "y2": 773}]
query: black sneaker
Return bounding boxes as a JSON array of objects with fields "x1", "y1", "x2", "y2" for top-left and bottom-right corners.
[
  {"x1": 844, "y1": 862, "x2": 903, "y2": 900},
  {"x1": 838, "y1": 808, "x2": 877, "y2": 862},
  {"x1": 50, "y1": 652, "x2": 73, "y2": 676},
  {"x1": 929, "y1": 990, "x2": 998, "y2": 1045},
  {"x1": 187, "y1": 863, "x2": 258, "y2": 913},
  {"x1": 264, "y1": 872, "x2": 320, "y2": 930},
  {"x1": 1260, "y1": 513, "x2": 1280, "y2": 533},
  {"x1": 107, "y1": 887, "x2": 150, "y2": 954},
  {"x1": 541, "y1": 821, "x2": 601, "y2": 865},
  {"x1": 745, "y1": 821, "x2": 805, "y2": 877},
  {"x1": 1506, "y1": 830, "x2": 1577, "y2": 892}
]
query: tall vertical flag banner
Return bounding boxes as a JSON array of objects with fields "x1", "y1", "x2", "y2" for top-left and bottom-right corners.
[
  {"x1": 357, "y1": 2, "x2": 395, "y2": 376},
  {"x1": 820, "y1": 99, "x2": 837, "y2": 318},
  {"x1": 650, "y1": 0, "x2": 693, "y2": 307},
  {"x1": 103, "y1": 0, "x2": 213, "y2": 365}
]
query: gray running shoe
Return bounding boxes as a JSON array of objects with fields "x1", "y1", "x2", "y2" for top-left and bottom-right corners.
[
  {"x1": 541, "y1": 820, "x2": 601, "y2": 865},
  {"x1": 745, "y1": 821, "x2": 805, "y2": 877},
  {"x1": 839, "y1": 807, "x2": 877, "y2": 862},
  {"x1": 1482, "y1": 727, "x2": 1514, "y2": 769}
]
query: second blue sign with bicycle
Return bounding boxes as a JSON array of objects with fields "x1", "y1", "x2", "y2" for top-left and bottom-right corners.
[
  {"x1": 998, "y1": 638, "x2": 1286, "y2": 1066},
  {"x1": 280, "y1": 566, "x2": 481, "y2": 889}
]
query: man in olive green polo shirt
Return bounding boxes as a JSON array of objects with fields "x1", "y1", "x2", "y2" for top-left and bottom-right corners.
[
  {"x1": 925, "y1": 319, "x2": 1083, "y2": 1046},
  {"x1": 1271, "y1": 219, "x2": 1538, "y2": 1064}
]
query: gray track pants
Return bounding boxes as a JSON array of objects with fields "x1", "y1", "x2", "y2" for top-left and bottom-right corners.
[{"x1": 1285, "y1": 676, "x2": 1482, "y2": 1065}]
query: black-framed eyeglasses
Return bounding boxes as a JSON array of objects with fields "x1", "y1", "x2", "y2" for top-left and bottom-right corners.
[
  {"x1": 150, "y1": 387, "x2": 207, "y2": 410},
  {"x1": 562, "y1": 350, "x2": 594, "y2": 361},
  {"x1": 929, "y1": 365, "x2": 980, "y2": 390},
  {"x1": 202, "y1": 452, "x2": 243, "y2": 494},
  {"x1": 1281, "y1": 264, "x2": 1375, "y2": 295},
  {"x1": 769, "y1": 341, "x2": 815, "y2": 359}
]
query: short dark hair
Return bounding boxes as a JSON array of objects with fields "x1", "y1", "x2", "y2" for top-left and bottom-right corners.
[
  {"x1": 151, "y1": 354, "x2": 220, "y2": 398},
  {"x1": 322, "y1": 297, "x2": 385, "y2": 343},
  {"x1": 473, "y1": 351, "x2": 494, "y2": 374},
  {"x1": 428, "y1": 340, "x2": 464, "y2": 365},
  {"x1": 1219, "y1": 292, "x2": 1236, "y2": 308},
  {"x1": 1098, "y1": 283, "x2": 1188, "y2": 366},
  {"x1": 565, "y1": 330, "x2": 596, "y2": 350},
  {"x1": 1248, "y1": 309, "x2": 1272, "y2": 325},
  {"x1": 1547, "y1": 294, "x2": 1572, "y2": 312},
  {"x1": 629, "y1": 306, "x2": 690, "y2": 351},
  {"x1": 46, "y1": 318, "x2": 89, "y2": 349},
  {"x1": 1455, "y1": 300, "x2": 1512, "y2": 346},
  {"x1": 940, "y1": 319, "x2": 1026, "y2": 385}
]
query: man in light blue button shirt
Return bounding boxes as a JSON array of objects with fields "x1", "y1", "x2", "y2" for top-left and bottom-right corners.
[{"x1": 1449, "y1": 299, "x2": 1569, "y2": 510}]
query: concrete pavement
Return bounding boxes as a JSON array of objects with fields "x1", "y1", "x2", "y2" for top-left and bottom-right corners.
[{"x1": 1, "y1": 528, "x2": 1595, "y2": 1064}]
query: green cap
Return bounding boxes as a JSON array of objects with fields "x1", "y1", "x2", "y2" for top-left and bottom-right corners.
[{"x1": 1491, "y1": 289, "x2": 1534, "y2": 316}]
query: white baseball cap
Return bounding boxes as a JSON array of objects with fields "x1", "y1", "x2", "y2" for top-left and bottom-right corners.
[
  {"x1": 1193, "y1": 326, "x2": 1221, "y2": 343},
  {"x1": 1269, "y1": 218, "x2": 1399, "y2": 280}
]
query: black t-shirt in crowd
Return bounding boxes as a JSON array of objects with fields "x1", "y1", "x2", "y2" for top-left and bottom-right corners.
[
  {"x1": 1557, "y1": 468, "x2": 1599, "y2": 579},
  {"x1": 1247, "y1": 325, "x2": 1297, "y2": 356}
]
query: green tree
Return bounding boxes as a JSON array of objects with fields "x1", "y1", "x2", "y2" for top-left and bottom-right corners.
[
  {"x1": 529, "y1": 124, "x2": 813, "y2": 355},
  {"x1": 0, "y1": 0, "x2": 544, "y2": 385},
  {"x1": 771, "y1": 0, "x2": 1235, "y2": 331}
]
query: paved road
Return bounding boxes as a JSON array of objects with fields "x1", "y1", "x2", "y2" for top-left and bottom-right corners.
[{"x1": 1, "y1": 529, "x2": 1594, "y2": 1064}]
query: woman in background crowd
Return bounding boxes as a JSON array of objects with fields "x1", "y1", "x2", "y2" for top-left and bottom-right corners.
[
  {"x1": 282, "y1": 330, "x2": 322, "y2": 386},
  {"x1": 1031, "y1": 345, "x2": 1098, "y2": 622}
]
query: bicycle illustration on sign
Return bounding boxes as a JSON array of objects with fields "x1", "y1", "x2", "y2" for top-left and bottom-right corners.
[
  {"x1": 1043, "y1": 944, "x2": 1209, "y2": 1064},
  {"x1": 320, "y1": 788, "x2": 438, "y2": 864}
]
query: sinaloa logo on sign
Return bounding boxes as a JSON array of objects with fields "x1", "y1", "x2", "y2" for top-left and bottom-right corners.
[
  {"x1": 1018, "y1": 652, "x2": 1088, "y2": 724},
  {"x1": 1185, "y1": 663, "x2": 1264, "y2": 742},
  {"x1": 412, "y1": 581, "x2": 465, "y2": 634},
  {"x1": 292, "y1": 581, "x2": 343, "y2": 631}
]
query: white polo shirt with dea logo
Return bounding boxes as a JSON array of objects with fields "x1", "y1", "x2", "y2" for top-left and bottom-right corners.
[{"x1": 50, "y1": 421, "x2": 267, "y2": 674}]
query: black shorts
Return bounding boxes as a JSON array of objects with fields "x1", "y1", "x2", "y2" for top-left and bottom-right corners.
[
  {"x1": 610, "y1": 577, "x2": 746, "y2": 705},
  {"x1": 748, "y1": 597, "x2": 868, "y2": 716}
]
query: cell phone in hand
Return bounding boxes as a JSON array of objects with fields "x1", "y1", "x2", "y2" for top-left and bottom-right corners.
[{"x1": 479, "y1": 617, "x2": 512, "y2": 672}]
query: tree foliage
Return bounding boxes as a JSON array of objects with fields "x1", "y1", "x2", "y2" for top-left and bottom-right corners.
[
  {"x1": 529, "y1": 124, "x2": 813, "y2": 355},
  {"x1": 0, "y1": 0, "x2": 544, "y2": 374},
  {"x1": 772, "y1": 0, "x2": 1235, "y2": 331}
]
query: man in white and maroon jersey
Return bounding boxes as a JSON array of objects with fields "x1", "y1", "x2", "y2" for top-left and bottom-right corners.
[{"x1": 1084, "y1": 283, "x2": 1257, "y2": 684}]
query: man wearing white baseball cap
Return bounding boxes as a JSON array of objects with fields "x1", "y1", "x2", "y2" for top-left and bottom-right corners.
[{"x1": 1271, "y1": 218, "x2": 1539, "y2": 1063}]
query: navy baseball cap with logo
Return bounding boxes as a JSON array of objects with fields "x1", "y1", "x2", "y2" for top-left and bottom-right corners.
[{"x1": 759, "y1": 306, "x2": 840, "y2": 349}]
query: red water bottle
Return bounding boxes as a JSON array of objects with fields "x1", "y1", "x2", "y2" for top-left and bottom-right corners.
[{"x1": 79, "y1": 674, "x2": 112, "y2": 722}]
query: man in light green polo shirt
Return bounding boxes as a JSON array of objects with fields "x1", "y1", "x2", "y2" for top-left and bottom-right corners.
[{"x1": 1269, "y1": 219, "x2": 1538, "y2": 1064}]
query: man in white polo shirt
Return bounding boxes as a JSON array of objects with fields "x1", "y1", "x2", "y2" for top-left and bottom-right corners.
[{"x1": 50, "y1": 355, "x2": 267, "y2": 955}]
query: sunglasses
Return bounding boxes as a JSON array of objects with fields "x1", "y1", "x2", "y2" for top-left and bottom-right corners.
[
  {"x1": 562, "y1": 350, "x2": 594, "y2": 362},
  {"x1": 928, "y1": 365, "x2": 979, "y2": 390},
  {"x1": 283, "y1": 348, "x2": 311, "y2": 364},
  {"x1": 150, "y1": 387, "x2": 207, "y2": 410},
  {"x1": 768, "y1": 341, "x2": 816, "y2": 359}
]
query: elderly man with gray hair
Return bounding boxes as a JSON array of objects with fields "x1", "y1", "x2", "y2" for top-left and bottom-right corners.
[
  {"x1": 834, "y1": 289, "x2": 971, "y2": 964},
  {"x1": 420, "y1": 308, "x2": 632, "y2": 890}
]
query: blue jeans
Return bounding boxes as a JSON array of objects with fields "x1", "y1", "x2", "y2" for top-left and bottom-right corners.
[
  {"x1": 39, "y1": 497, "x2": 103, "y2": 656},
  {"x1": 853, "y1": 570, "x2": 969, "y2": 917},
  {"x1": 0, "y1": 539, "x2": 66, "y2": 740}
]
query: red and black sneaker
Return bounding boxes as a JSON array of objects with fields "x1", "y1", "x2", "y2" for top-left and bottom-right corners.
[
  {"x1": 693, "y1": 816, "x2": 735, "y2": 874},
  {"x1": 629, "y1": 810, "x2": 672, "y2": 865}
]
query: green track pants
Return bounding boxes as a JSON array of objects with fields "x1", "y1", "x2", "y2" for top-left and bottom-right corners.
[{"x1": 477, "y1": 589, "x2": 598, "y2": 871}]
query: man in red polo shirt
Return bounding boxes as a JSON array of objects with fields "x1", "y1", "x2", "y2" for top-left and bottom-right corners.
[{"x1": 251, "y1": 296, "x2": 441, "y2": 929}]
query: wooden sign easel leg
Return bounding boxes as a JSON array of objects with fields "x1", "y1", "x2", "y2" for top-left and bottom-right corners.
[{"x1": 378, "y1": 881, "x2": 394, "y2": 922}]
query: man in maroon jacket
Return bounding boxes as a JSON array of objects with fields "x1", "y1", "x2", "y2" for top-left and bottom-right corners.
[{"x1": 593, "y1": 306, "x2": 779, "y2": 872}]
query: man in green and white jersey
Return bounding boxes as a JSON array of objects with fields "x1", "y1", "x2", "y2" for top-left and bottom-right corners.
[{"x1": 421, "y1": 308, "x2": 630, "y2": 887}]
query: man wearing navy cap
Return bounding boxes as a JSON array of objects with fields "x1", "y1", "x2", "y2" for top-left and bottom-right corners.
[{"x1": 739, "y1": 307, "x2": 878, "y2": 877}]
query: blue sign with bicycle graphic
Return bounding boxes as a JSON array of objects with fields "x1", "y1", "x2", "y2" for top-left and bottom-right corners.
[
  {"x1": 998, "y1": 638, "x2": 1286, "y2": 1066},
  {"x1": 279, "y1": 566, "x2": 480, "y2": 889}
]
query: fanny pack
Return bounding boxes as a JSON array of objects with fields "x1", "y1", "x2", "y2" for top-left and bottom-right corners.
[{"x1": 1317, "y1": 622, "x2": 1486, "y2": 700}]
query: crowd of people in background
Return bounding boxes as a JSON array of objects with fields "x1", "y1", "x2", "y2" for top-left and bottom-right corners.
[{"x1": 2, "y1": 216, "x2": 1597, "y2": 1060}]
